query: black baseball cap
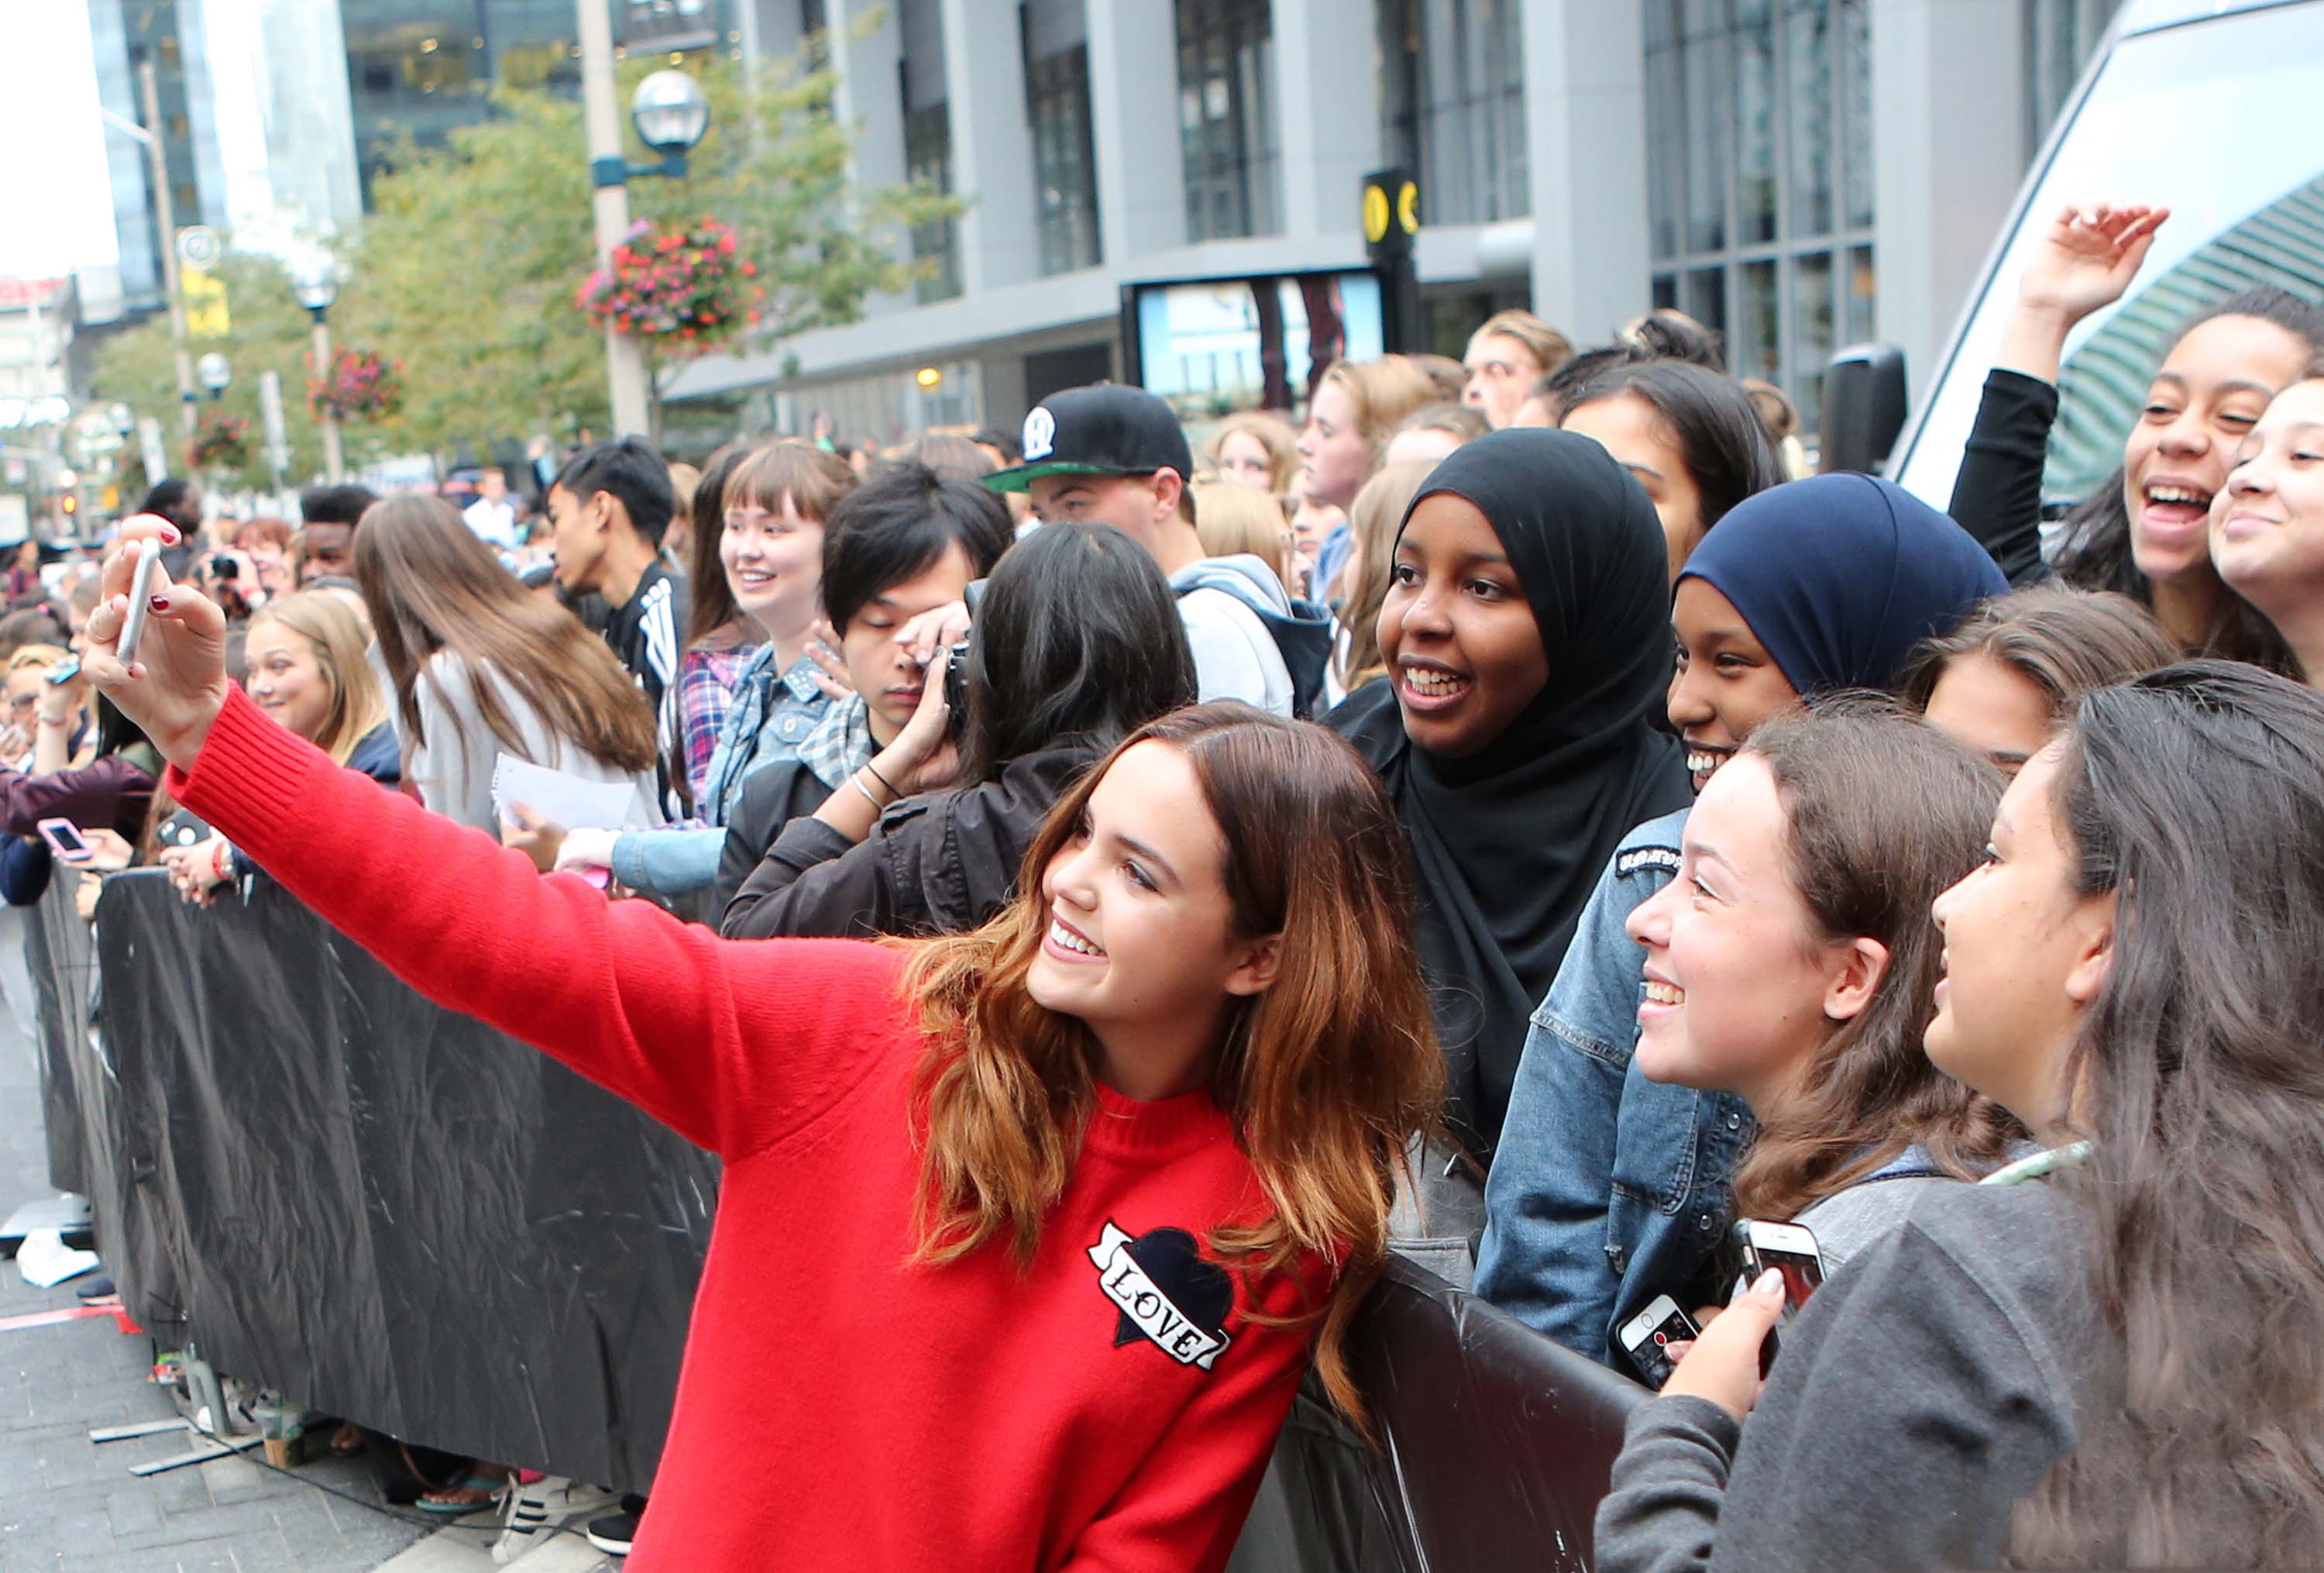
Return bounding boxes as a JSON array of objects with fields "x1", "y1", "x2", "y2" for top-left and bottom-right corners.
[{"x1": 981, "y1": 384, "x2": 1196, "y2": 494}]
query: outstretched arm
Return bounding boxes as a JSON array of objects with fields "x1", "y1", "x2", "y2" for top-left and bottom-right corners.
[{"x1": 83, "y1": 519, "x2": 896, "y2": 1159}]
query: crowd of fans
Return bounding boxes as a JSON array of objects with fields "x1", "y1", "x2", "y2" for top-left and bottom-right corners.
[{"x1": 20, "y1": 198, "x2": 2324, "y2": 1568}]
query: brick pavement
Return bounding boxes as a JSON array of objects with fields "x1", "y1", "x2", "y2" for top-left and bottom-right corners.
[{"x1": 0, "y1": 919, "x2": 438, "y2": 1573}]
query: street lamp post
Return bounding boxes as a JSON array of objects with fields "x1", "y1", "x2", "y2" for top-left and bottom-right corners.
[
  {"x1": 101, "y1": 63, "x2": 199, "y2": 434},
  {"x1": 576, "y1": 0, "x2": 710, "y2": 439},
  {"x1": 292, "y1": 263, "x2": 346, "y2": 483}
]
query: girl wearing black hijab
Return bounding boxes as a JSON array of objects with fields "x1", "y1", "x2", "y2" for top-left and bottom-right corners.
[{"x1": 1329, "y1": 428, "x2": 1691, "y2": 1173}]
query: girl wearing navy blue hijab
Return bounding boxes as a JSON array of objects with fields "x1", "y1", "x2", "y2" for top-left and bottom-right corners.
[
  {"x1": 1684, "y1": 473, "x2": 2012, "y2": 698},
  {"x1": 1330, "y1": 428, "x2": 1691, "y2": 1160},
  {"x1": 1476, "y1": 473, "x2": 2006, "y2": 1368}
]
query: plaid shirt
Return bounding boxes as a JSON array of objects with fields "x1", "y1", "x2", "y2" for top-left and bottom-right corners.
[
  {"x1": 791, "y1": 694, "x2": 872, "y2": 792},
  {"x1": 675, "y1": 644, "x2": 759, "y2": 805}
]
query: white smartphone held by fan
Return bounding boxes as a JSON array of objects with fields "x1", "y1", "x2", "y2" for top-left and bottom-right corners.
[{"x1": 115, "y1": 539, "x2": 166, "y2": 666}]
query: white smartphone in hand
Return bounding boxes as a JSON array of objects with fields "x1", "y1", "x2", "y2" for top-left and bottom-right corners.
[
  {"x1": 115, "y1": 539, "x2": 166, "y2": 666},
  {"x1": 1737, "y1": 1220, "x2": 1827, "y2": 1321},
  {"x1": 1618, "y1": 1293, "x2": 1702, "y2": 1389}
]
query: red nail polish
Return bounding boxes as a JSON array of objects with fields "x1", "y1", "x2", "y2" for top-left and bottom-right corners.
[{"x1": 150, "y1": 594, "x2": 169, "y2": 611}]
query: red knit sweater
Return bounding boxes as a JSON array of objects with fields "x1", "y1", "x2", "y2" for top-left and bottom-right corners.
[{"x1": 173, "y1": 687, "x2": 1322, "y2": 1570}]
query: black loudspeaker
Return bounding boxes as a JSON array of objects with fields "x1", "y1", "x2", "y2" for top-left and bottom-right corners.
[{"x1": 1818, "y1": 343, "x2": 1909, "y2": 476}]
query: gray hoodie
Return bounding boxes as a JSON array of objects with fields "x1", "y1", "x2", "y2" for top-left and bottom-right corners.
[
  {"x1": 1594, "y1": 1179, "x2": 2112, "y2": 1572},
  {"x1": 1167, "y1": 554, "x2": 1300, "y2": 718}
]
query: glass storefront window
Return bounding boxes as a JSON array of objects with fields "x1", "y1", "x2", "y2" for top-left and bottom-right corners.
[
  {"x1": 1792, "y1": 248, "x2": 1834, "y2": 418},
  {"x1": 1844, "y1": 243, "x2": 1876, "y2": 344},
  {"x1": 1784, "y1": 0, "x2": 1834, "y2": 237},
  {"x1": 1735, "y1": 0, "x2": 1777, "y2": 246},
  {"x1": 1738, "y1": 258, "x2": 1780, "y2": 384}
]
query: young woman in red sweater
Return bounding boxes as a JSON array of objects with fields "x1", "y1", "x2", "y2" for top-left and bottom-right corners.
[{"x1": 84, "y1": 515, "x2": 1442, "y2": 1571}]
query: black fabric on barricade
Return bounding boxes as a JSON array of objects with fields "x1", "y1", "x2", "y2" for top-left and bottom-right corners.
[
  {"x1": 29, "y1": 872, "x2": 1646, "y2": 1547},
  {"x1": 1227, "y1": 1256, "x2": 1647, "y2": 1571},
  {"x1": 29, "y1": 869, "x2": 187, "y2": 1328},
  {"x1": 27, "y1": 876, "x2": 90, "y2": 1196},
  {"x1": 68, "y1": 869, "x2": 720, "y2": 1492}
]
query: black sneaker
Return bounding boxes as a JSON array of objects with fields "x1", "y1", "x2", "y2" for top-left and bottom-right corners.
[{"x1": 586, "y1": 1495, "x2": 648, "y2": 1556}]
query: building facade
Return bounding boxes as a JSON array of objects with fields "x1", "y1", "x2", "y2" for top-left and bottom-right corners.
[{"x1": 666, "y1": 0, "x2": 2123, "y2": 439}]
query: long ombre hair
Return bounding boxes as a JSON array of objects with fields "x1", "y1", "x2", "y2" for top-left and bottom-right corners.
[
  {"x1": 1726, "y1": 704, "x2": 2020, "y2": 1224},
  {"x1": 2009, "y1": 662, "x2": 2324, "y2": 1563},
  {"x1": 353, "y1": 495, "x2": 656, "y2": 774},
  {"x1": 900, "y1": 704, "x2": 1442, "y2": 1430}
]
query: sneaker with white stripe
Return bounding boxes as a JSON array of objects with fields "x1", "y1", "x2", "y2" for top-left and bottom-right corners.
[{"x1": 490, "y1": 1475, "x2": 619, "y2": 1565}]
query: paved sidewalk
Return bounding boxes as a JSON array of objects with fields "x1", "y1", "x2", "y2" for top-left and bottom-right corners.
[{"x1": 0, "y1": 950, "x2": 441, "y2": 1573}]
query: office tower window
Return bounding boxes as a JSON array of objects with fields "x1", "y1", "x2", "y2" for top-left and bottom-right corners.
[
  {"x1": 1644, "y1": 0, "x2": 1872, "y2": 429},
  {"x1": 1377, "y1": 0, "x2": 1528, "y2": 226},
  {"x1": 1177, "y1": 0, "x2": 1281, "y2": 241},
  {"x1": 1026, "y1": 31, "x2": 1101, "y2": 274},
  {"x1": 2023, "y1": 0, "x2": 2121, "y2": 147},
  {"x1": 898, "y1": 0, "x2": 959, "y2": 301}
]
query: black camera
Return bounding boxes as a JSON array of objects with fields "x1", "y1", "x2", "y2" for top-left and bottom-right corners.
[
  {"x1": 208, "y1": 553, "x2": 239, "y2": 580},
  {"x1": 942, "y1": 638, "x2": 972, "y2": 744}
]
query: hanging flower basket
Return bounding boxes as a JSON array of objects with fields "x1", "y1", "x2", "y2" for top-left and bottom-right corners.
[
  {"x1": 309, "y1": 346, "x2": 404, "y2": 422},
  {"x1": 187, "y1": 411, "x2": 252, "y2": 472},
  {"x1": 576, "y1": 216, "x2": 764, "y2": 358}
]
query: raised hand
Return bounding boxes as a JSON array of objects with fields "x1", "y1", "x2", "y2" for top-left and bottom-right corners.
[
  {"x1": 2016, "y1": 202, "x2": 2170, "y2": 324},
  {"x1": 873, "y1": 645, "x2": 962, "y2": 797},
  {"x1": 81, "y1": 516, "x2": 235, "y2": 773}
]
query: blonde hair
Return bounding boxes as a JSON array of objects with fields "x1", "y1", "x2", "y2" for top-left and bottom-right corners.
[
  {"x1": 1191, "y1": 481, "x2": 1291, "y2": 592},
  {"x1": 1475, "y1": 309, "x2": 1575, "y2": 380},
  {"x1": 1337, "y1": 462, "x2": 1438, "y2": 690},
  {"x1": 1205, "y1": 411, "x2": 1300, "y2": 494},
  {"x1": 8, "y1": 643, "x2": 67, "y2": 674},
  {"x1": 1318, "y1": 357, "x2": 1439, "y2": 477},
  {"x1": 246, "y1": 590, "x2": 391, "y2": 766}
]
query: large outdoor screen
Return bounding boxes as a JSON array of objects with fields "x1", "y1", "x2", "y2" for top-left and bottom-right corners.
[{"x1": 1122, "y1": 270, "x2": 1386, "y2": 418}]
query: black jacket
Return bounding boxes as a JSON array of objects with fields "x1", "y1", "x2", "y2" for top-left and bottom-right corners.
[
  {"x1": 1945, "y1": 368, "x2": 2060, "y2": 587},
  {"x1": 710, "y1": 758, "x2": 839, "y2": 916},
  {"x1": 720, "y1": 745, "x2": 1097, "y2": 941}
]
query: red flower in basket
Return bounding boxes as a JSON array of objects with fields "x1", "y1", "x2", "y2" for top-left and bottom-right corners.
[
  {"x1": 308, "y1": 346, "x2": 404, "y2": 422},
  {"x1": 186, "y1": 411, "x2": 252, "y2": 471},
  {"x1": 576, "y1": 218, "x2": 758, "y2": 359}
]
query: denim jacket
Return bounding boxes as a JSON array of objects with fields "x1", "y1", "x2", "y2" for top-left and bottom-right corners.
[
  {"x1": 610, "y1": 656, "x2": 833, "y2": 898},
  {"x1": 1473, "y1": 807, "x2": 1755, "y2": 1368}
]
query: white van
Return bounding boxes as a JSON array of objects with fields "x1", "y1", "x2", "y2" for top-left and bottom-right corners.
[{"x1": 1884, "y1": 0, "x2": 2324, "y2": 517}]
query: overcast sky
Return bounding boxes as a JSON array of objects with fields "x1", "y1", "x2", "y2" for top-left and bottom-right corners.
[{"x1": 0, "y1": 0, "x2": 125, "y2": 281}]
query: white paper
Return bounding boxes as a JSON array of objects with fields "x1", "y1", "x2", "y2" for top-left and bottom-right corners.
[
  {"x1": 490, "y1": 756, "x2": 638, "y2": 832},
  {"x1": 17, "y1": 1227, "x2": 100, "y2": 1288}
]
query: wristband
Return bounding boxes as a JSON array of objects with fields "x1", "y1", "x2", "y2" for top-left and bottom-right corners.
[
  {"x1": 864, "y1": 761, "x2": 902, "y2": 800},
  {"x1": 848, "y1": 773, "x2": 887, "y2": 813},
  {"x1": 36, "y1": 715, "x2": 70, "y2": 728}
]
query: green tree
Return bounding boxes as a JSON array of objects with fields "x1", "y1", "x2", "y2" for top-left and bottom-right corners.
[
  {"x1": 87, "y1": 255, "x2": 344, "y2": 494},
  {"x1": 342, "y1": 46, "x2": 957, "y2": 453}
]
